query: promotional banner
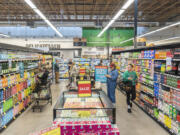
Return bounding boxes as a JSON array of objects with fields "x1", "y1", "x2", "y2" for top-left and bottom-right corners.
[
  {"x1": 95, "y1": 66, "x2": 108, "y2": 83},
  {"x1": 78, "y1": 81, "x2": 91, "y2": 97}
]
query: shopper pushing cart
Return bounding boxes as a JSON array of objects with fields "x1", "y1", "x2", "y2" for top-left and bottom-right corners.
[{"x1": 123, "y1": 64, "x2": 138, "y2": 113}]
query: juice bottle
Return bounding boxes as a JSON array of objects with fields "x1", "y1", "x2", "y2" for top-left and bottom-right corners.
[{"x1": 178, "y1": 62, "x2": 180, "y2": 76}]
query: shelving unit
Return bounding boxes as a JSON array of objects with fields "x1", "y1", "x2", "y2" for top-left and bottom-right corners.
[
  {"x1": 113, "y1": 43, "x2": 180, "y2": 135},
  {"x1": 0, "y1": 43, "x2": 53, "y2": 132}
]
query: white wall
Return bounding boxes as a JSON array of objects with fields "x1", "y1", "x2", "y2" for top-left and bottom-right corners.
[{"x1": 0, "y1": 38, "x2": 75, "y2": 49}]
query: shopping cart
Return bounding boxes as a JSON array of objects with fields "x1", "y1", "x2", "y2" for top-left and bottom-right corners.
[{"x1": 32, "y1": 79, "x2": 52, "y2": 112}]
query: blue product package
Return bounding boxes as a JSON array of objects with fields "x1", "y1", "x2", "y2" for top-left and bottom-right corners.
[
  {"x1": 147, "y1": 51, "x2": 151, "y2": 59},
  {"x1": 2, "y1": 109, "x2": 13, "y2": 126},
  {"x1": 154, "y1": 73, "x2": 157, "y2": 82},
  {"x1": 151, "y1": 50, "x2": 155, "y2": 59},
  {"x1": 0, "y1": 90, "x2": 3, "y2": 102}
]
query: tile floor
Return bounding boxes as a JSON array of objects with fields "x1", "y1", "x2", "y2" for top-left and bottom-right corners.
[{"x1": 2, "y1": 80, "x2": 169, "y2": 135}]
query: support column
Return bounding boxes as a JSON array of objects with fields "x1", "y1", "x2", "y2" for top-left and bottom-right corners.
[{"x1": 134, "y1": 0, "x2": 138, "y2": 48}]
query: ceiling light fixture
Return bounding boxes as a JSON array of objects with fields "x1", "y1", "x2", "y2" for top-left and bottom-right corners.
[
  {"x1": 120, "y1": 21, "x2": 180, "y2": 44},
  {"x1": 24, "y1": 0, "x2": 63, "y2": 37},
  {"x1": 0, "y1": 33, "x2": 10, "y2": 38},
  {"x1": 97, "y1": 0, "x2": 135, "y2": 37}
]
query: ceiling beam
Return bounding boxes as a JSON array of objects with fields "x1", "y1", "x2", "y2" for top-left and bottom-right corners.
[
  {"x1": 61, "y1": 0, "x2": 70, "y2": 19},
  {"x1": 156, "y1": 5, "x2": 180, "y2": 22},
  {"x1": 74, "y1": 0, "x2": 77, "y2": 19},
  {"x1": 144, "y1": 0, "x2": 174, "y2": 20},
  {"x1": 90, "y1": 0, "x2": 97, "y2": 20},
  {"x1": 0, "y1": 18, "x2": 150, "y2": 22},
  {"x1": 150, "y1": 1, "x2": 180, "y2": 21},
  {"x1": 102, "y1": 0, "x2": 112, "y2": 20}
]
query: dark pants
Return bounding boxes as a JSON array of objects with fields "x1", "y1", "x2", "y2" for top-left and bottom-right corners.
[{"x1": 126, "y1": 85, "x2": 136, "y2": 106}]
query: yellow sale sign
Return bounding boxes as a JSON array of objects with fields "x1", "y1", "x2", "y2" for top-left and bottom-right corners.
[{"x1": 42, "y1": 127, "x2": 60, "y2": 135}]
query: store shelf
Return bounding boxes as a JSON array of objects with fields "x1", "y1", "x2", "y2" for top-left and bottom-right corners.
[
  {"x1": 173, "y1": 59, "x2": 180, "y2": 61},
  {"x1": 139, "y1": 81, "x2": 154, "y2": 88},
  {"x1": 140, "y1": 90, "x2": 154, "y2": 97},
  {"x1": 133, "y1": 101, "x2": 176, "y2": 135},
  {"x1": 154, "y1": 71, "x2": 180, "y2": 78},
  {"x1": 140, "y1": 72, "x2": 152, "y2": 75},
  {"x1": 140, "y1": 98, "x2": 155, "y2": 108},
  {"x1": 159, "y1": 83, "x2": 180, "y2": 91},
  {"x1": 128, "y1": 58, "x2": 152, "y2": 60},
  {"x1": 154, "y1": 59, "x2": 166, "y2": 61},
  {"x1": 0, "y1": 101, "x2": 32, "y2": 132}
]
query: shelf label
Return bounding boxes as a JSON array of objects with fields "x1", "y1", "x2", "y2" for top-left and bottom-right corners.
[
  {"x1": 95, "y1": 66, "x2": 108, "y2": 83},
  {"x1": 78, "y1": 81, "x2": 91, "y2": 97}
]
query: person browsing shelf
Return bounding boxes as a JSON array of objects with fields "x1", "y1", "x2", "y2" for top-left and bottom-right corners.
[
  {"x1": 54, "y1": 59, "x2": 59, "y2": 83},
  {"x1": 123, "y1": 64, "x2": 137, "y2": 113},
  {"x1": 105, "y1": 63, "x2": 119, "y2": 105}
]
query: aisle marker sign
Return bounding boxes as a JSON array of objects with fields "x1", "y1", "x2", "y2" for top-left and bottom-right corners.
[
  {"x1": 78, "y1": 81, "x2": 91, "y2": 97},
  {"x1": 95, "y1": 66, "x2": 108, "y2": 83}
]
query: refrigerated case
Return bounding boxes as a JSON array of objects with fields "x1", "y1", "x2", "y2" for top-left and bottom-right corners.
[{"x1": 53, "y1": 90, "x2": 116, "y2": 124}]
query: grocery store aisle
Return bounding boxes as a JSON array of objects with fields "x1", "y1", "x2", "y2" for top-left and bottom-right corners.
[
  {"x1": 2, "y1": 80, "x2": 68, "y2": 135},
  {"x1": 2, "y1": 81, "x2": 169, "y2": 135},
  {"x1": 115, "y1": 90, "x2": 169, "y2": 135}
]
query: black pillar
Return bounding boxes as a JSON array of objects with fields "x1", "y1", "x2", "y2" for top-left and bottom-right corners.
[
  {"x1": 134, "y1": 0, "x2": 138, "y2": 48},
  {"x1": 107, "y1": 30, "x2": 110, "y2": 60}
]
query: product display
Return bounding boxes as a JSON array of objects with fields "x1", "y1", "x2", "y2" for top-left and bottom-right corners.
[
  {"x1": 113, "y1": 45, "x2": 180, "y2": 134},
  {"x1": 58, "y1": 58, "x2": 69, "y2": 79},
  {"x1": 0, "y1": 50, "x2": 53, "y2": 131},
  {"x1": 53, "y1": 91, "x2": 116, "y2": 123}
]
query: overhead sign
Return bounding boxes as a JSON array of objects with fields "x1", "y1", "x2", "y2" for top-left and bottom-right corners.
[
  {"x1": 95, "y1": 66, "x2": 108, "y2": 83},
  {"x1": 78, "y1": 81, "x2": 91, "y2": 97}
]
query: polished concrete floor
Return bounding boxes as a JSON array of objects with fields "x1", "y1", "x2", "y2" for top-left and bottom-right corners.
[{"x1": 2, "y1": 80, "x2": 169, "y2": 135}]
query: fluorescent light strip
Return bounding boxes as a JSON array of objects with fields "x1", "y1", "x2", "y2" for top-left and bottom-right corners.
[
  {"x1": 149, "y1": 36, "x2": 180, "y2": 44},
  {"x1": 24, "y1": 0, "x2": 63, "y2": 37},
  {"x1": 139, "y1": 22, "x2": 180, "y2": 38},
  {"x1": 0, "y1": 33, "x2": 10, "y2": 38},
  {"x1": 97, "y1": 0, "x2": 134, "y2": 37},
  {"x1": 120, "y1": 21, "x2": 180, "y2": 44},
  {"x1": 120, "y1": 38, "x2": 134, "y2": 44}
]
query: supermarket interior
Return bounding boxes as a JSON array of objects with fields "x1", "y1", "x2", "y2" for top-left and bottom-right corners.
[{"x1": 0, "y1": 0, "x2": 180, "y2": 135}]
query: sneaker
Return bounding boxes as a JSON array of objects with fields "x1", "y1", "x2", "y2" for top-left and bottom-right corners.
[
  {"x1": 113, "y1": 103, "x2": 116, "y2": 107},
  {"x1": 128, "y1": 108, "x2": 132, "y2": 113}
]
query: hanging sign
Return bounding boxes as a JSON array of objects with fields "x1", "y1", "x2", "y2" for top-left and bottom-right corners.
[
  {"x1": 78, "y1": 81, "x2": 91, "y2": 97},
  {"x1": 95, "y1": 66, "x2": 108, "y2": 83}
]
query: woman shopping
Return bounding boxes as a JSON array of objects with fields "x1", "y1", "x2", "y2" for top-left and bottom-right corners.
[
  {"x1": 105, "y1": 63, "x2": 119, "y2": 105},
  {"x1": 123, "y1": 64, "x2": 137, "y2": 113}
]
